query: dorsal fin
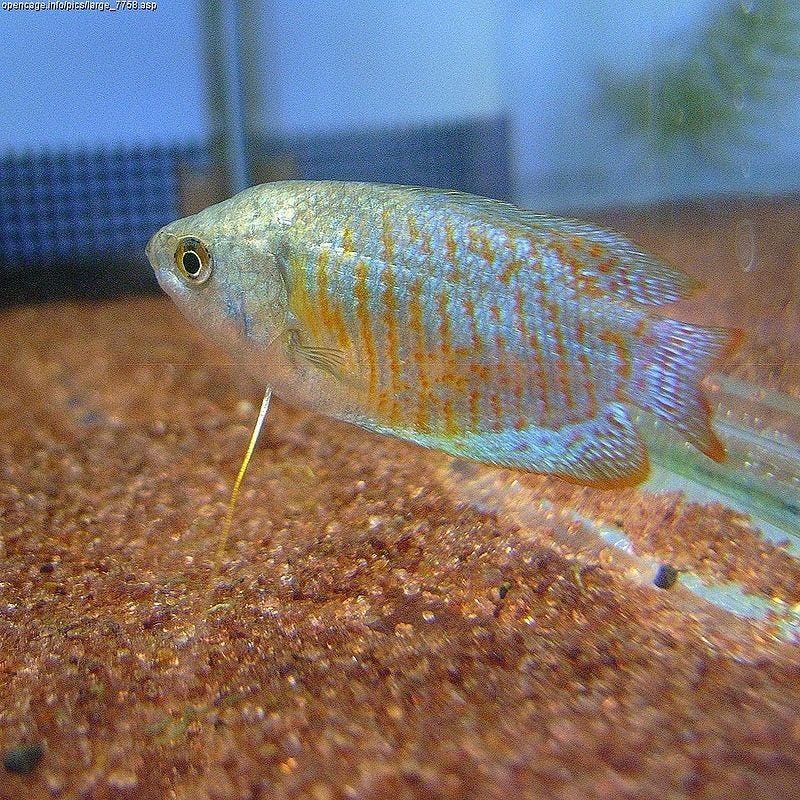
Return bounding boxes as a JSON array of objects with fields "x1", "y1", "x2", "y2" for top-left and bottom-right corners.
[
  {"x1": 522, "y1": 214, "x2": 702, "y2": 306},
  {"x1": 408, "y1": 187, "x2": 702, "y2": 307}
]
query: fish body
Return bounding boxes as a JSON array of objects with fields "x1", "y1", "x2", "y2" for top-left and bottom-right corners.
[{"x1": 146, "y1": 181, "x2": 740, "y2": 488}]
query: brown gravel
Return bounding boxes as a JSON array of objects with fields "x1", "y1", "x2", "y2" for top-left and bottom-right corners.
[{"x1": 1, "y1": 199, "x2": 800, "y2": 799}]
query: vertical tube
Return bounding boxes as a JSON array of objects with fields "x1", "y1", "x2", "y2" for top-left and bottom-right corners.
[
  {"x1": 238, "y1": 0, "x2": 265, "y2": 162},
  {"x1": 198, "y1": 0, "x2": 250, "y2": 195}
]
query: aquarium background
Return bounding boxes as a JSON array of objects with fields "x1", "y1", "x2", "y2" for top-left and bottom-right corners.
[{"x1": 2, "y1": 0, "x2": 798, "y2": 303}]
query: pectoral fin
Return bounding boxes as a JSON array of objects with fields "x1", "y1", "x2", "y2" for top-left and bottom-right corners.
[{"x1": 287, "y1": 329, "x2": 348, "y2": 378}]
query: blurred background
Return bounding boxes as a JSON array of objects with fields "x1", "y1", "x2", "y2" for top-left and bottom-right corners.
[{"x1": 1, "y1": 0, "x2": 799, "y2": 304}]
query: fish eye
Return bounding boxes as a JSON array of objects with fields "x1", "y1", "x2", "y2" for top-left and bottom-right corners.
[{"x1": 174, "y1": 237, "x2": 213, "y2": 284}]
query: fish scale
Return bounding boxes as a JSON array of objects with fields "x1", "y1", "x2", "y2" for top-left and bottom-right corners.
[
  {"x1": 146, "y1": 180, "x2": 742, "y2": 488},
  {"x1": 300, "y1": 215, "x2": 650, "y2": 436}
]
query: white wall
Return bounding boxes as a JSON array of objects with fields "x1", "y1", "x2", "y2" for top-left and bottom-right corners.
[
  {"x1": 0, "y1": 1, "x2": 207, "y2": 151},
  {"x1": 250, "y1": 0, "x2": 503, "y2": 137},
  {"x1": 501, "y1": 0, "x2": 800, "y2": 210}
]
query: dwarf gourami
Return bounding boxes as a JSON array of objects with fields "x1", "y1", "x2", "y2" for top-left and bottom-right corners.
[{"x1": 145, "y1": 181, "x2": 742, "y2": 497}]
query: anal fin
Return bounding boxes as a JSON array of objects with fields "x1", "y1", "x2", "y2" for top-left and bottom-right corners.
[{"x1": 394, "y1": 403, "x2": 651, "y2": 489}]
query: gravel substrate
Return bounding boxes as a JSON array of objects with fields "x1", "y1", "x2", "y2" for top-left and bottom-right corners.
[{"x1": 1, "y1": 198, "x2": 799, "y2": 799}]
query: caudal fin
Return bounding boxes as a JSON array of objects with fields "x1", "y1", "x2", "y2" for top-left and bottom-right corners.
[{"x1": 632, "y1": 320, "x2": 744, "y2": 463}]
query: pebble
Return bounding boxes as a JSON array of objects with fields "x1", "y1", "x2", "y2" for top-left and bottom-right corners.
[{"x1": 3, "y1": 743, "x2": 45, "y2": 775}]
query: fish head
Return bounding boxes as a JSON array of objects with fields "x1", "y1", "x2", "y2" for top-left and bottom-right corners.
[{"x1": 145, "y1": 187, "x2": 293, "y2": 359}]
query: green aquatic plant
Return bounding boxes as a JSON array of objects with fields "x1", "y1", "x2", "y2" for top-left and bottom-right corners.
[{"x1": 603, "y1": 0, "x2": 800, "y2": 154}]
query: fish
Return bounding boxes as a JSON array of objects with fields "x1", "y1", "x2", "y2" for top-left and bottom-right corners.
[{"x1": 146, "y1": 180, "x2": 742, "y2": 489}]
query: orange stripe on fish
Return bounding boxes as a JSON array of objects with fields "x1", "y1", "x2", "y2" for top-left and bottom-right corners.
[
  {"x1": 315, "y1": 248, "x2": 333, "y2": 335},
  {"x1": 444, "y1": 220, "x2": 458, "y2": 264},
  {"x1": 331, "y1": 306, "x2": 351, "y2": 350},
  {"x1": 550, "y1": 239, "x2": 567, "y2": 262},
  {"x1": 512, "y1": 375, "x2": 526, "y2": 431},
  {"x1": 532, "y1": 274, "x2": 554, "y2": 422},
  {"x1": 510, "y1": 288, "x2": 532, "y2": 429},
  {"x1": 437, "y1": 288, "x2": 461, "y2": 433},
  {"x1": 381, "y1": 261, "x2": 401, "y2": 424},
  {"x1": 490, "y1": 298, "x2": 504, "y2": 403},
  {"x1": 467, "y1": 224, "x2": 482, "y2": 256},
  {"x1": 550, "y1": 302, "x2": 576, "y2": 412},
  {"x1": 596, "y1": 256, "x2": 619, "y2": 274},
  {"x1": 421, "y1": 229, "x2": 433, "y2": 256},
  {"x1": 490, "y1": 295, "x2": 510, "y2": 426},
  {"x1": 408, "y1": 213, "x2": 419, "y2": 243},
  {"x1": 444, "y1": 220, "x2": 460, "y2": 281},
  {"x1": 314, "y1": 250, "x2": 351, "y2": 349},
  {"x1": 408, "y1": 278, "x2": 430, "y2": 433},
  {"x1": 462, "y1": 294, "x2": 483, "y2": 354},
  {"x1": 575, "y1": 319, "x2": 598, "y2": 418},
  {"x1": 443, "y1": 397, "x2": 458, "y2": 435},
  {"x1": 438, "y1": 289, "x2": 452, "y2": 357},
  {"x1": 600, "y1": 330, "x2": 632, "y2": 381},
  {"x1": 491, "y1": 393, "x2": 503, "y2": 432},
  {"x1": 577, "y1": 272, "x2": 603, "y2": 298},
  {"x1": 354, "y1": 260, "x2": 378, "y2": 402},
  {"x1": 342, "y1": 226, "x2": 354, "y2": 254},
  {"x1": 529, "y1": 333, "x2": 549, "y2": 424},
  {"x1": 480, "y1": 231, "x2": 495, "y2": 266},
  {"x1": 513, "y1": 286, "x2": 528, "y2": 337},
  {"x1": 288, "y1": 255, "x2": 321, "y2": 341},
  {"x1": 499, "y1": 257, "x2": 525, "y2": 285},
  {"x1": 381, "y1": 209, "x2": 395, "y2": 264},
  {"x1": 468, "y1": 388, "x2": 481, "y2": 432},
  {"x1": 470, "y1": 362, "x2": 491, "y2": 381}
]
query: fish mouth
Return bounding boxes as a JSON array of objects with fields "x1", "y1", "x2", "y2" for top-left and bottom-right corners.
[
  {"x1": 145, "y1": 228, "x2": 180, "y2": 269},
  {"x1": 145, "y1": 232, "x2": 157, "y2": 265}
]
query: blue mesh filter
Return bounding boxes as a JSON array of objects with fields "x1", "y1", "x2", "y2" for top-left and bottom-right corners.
[
  {"x1": 266, "y1": 116, "x2": 513, "y2": 202},
  {"x1": 0, "y1": 144, "x2": 189, "y2": 268}
]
